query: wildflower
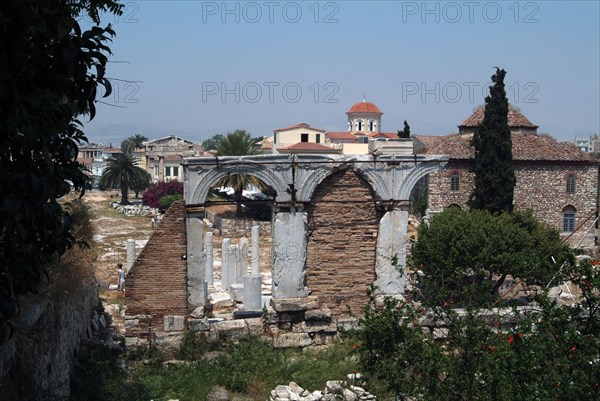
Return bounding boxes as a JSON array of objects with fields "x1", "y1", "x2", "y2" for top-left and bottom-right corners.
[
  {"x1": 517, "y1": 333, "x2": 523, "y2": 339},
  {"x1": 593, "y1": 260, "x2": 599, "y2": 266},
  {"x1": 571, "y1": 346, "x2": 577, "y2": 352},
  {"x1": 508, "y1": 336, "x2": 514, "y2": 344}
]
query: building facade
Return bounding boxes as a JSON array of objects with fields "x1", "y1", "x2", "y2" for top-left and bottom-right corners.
[{"x1": 415, "y1": 106, "x2": 598, "y2": 248}]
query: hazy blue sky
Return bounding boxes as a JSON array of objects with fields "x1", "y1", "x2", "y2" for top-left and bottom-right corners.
[{"x1": 82, "y1": 0, "x2": 600, "y2": 145}]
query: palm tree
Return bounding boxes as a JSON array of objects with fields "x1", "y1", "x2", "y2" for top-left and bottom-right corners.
[
  {"x1": 99, "y1": 153, "x2": 151, "y2": 205},
  {"x1": 121, "y1": 133, "x2": 148, "y2": 155},
  {"x1": 215, "y1": 130, "x2": 263, "y2": 217}
]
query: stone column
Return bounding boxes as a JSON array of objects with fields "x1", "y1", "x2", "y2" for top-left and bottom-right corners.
[
  {"x1": 221, "y1": 238, "x2": 232, "y2": 291},
  {"x1": 243, "y1": 275, "x2": 262, "y2": 311},
  {"x1": 158, "y1": 155, "x2": 165, "y2": 181},
  {"x1": 126, "y1": 239, "x2": 136, "y2": 270},
  {"x1": 237, "y1": 237, "x2": 249, "y2": 282},
  {"x1": 374, "y1": 208, "x2": 408, "y2": 295},
  {"x1": 205, "y1": 232, "x2": 214, "y2": 287},
  {"x1": 251, "y1": 225, "x2": 260, "y2": 276},
  {"x1": 187, "y1": 217, "x2": 205, "y2": 307},
  {"x1": 272, "y1": 208, "x2": 308, "y2": 298},
  {"x1": 228, "y1": 244, "x2": 244, "y2": 301}
]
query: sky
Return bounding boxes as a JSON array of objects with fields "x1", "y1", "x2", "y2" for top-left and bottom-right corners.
[{"x1": 82, "y1": 0, "x2": 600, "y2": 146}]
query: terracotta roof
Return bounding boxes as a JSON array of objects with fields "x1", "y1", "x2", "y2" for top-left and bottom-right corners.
[
  {"x1": 367, "y1": 132, "x2": 398, "y2": 139},
  {"x1": 278, "y1": 142, "x2": 339, "y2": 153},
  {"x1": 326, "y1": 131, "x2": 359, "y2": 141},
  {"x1": 347, "y1": 101, "x2": 383, "y2": 114},
  {"x1": 460, "y1": 105, "x2": 539, "y2": 129},
  {"x1": 104, "y1": 147, "x2": 122, "y2": 153},
  {"x1": 414, "y1": 133, "x2": 595, "y2": 162},
  {"x1": 273, "y1": 123, "x2": 325, "y2": 133}
]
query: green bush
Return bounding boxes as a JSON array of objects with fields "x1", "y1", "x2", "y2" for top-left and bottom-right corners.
[
  {"x1": 353, "y1": 209, "x2": 599, "y2": 401},
  {"x1": 410, "y1": 208, "x2": 572, "y2": 307},
  {"x1": 159, "y1": 194, "x2": 183, "y2": 210}
]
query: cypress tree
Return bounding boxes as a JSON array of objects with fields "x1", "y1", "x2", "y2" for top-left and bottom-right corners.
[{"x1": 469, "y1": 68, "x2": 516, "y2": 213}]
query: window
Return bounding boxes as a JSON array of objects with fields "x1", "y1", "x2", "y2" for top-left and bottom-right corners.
[
  {"x1": 566, "y1": 175, "x2": 576, "y2": 193},
  {"x1": 172, "y1": 166, "x2": 179, "y2": 177},
  {"x1": 359, "y1": 136, "x2": 368, "y2": 144},
  {"x1": 348, "y1": 122, "x2": 352, "y2": 132},
  {"x1": 316, "y1": 134, "x2": 321, "y2": 144},
  {"x1": 357, "y1": 120, "x2": 363, "y2": 131},
  {"x1": 563, "y1": 206, "x2": 576, "y2": 232},
  {"x1": 369, "y1": 120, "x2": 375, "y2": 131},
  {"x1": 165, "y1": 166, "x2": 171, "y2": 177},
  {"x1": 301, "y1": 133, "x2": 309, "y2": 142},
  {"x1": 154, "y1": 166, "x2": 159, "y2": 177},
  {"x1": 450, "y1": 173, "x2": 460, "y2": 191},
  {"x1": 274, "y1": 132, "x2": 278, "y2": 144}
]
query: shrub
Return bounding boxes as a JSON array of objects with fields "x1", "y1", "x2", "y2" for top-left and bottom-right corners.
[
  {"x1": 142, "y1": 181, "x2": 183, "y2": 208},
  {"x1": 159, "y1": 194, "x2": 183, "y2": 210},
  {"x1": 353, "y1": 209, "x2": 598, "y2": 401},
  {"x1": 410, "y1": 208, "x2": 572, "y2": 307}
]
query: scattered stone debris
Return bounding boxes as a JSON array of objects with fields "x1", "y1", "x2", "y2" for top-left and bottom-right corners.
[
  {"x1": 269, "y1": 376, "x2": 376, "y2": 401},
  {"x1": 111, "y1": 202, "x2": 158, "y2": 217}
]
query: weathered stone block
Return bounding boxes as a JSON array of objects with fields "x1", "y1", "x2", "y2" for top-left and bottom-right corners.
[
  {"x1": 273, "y1": 332, "x2": 312, "y2": 348},
  {"x1": 212, "y1": 319, "x2": 249, "y2": 340},
  {"x1": 336, "y1": 317, "x2": 359, "y2": 331},
  {"x1": 271, "y1": 298, "x2": 308, "y2": 312},
  {"x1": 305, "y1": 308, "x2": 331, "y2": 321},
  {"x1": 246, "y1": 317, "x2": 264, "y2": 336},
  {"x1": 164, "y1": 315, "x2": 185, "y2": 331},
  {"x1": 187, "y1": 318, "x2": 210, "y2": 332}
]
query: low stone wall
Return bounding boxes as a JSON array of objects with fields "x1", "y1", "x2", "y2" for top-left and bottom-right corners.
[
  {"x1": 205, "y1": 209, "x2": 271, "y2": 238},
  {"x1": 0, "y1": 274, "x2": 98, "y2": 401}
]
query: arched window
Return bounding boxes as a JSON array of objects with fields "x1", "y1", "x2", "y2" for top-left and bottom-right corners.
[
  {"x1": 563, "y1": 205, "x2": 576, "y2": 232},
  {"x1": 566, "y1": 174, "x2": 576, "y2": 193},
  {"x1": 369, "y1": 120, "x2": 375, "y2": 131},
  {"x1": 348, "y1": 121, "x2": 352, "y2": 132},
  {"x1": 450, "y1": 173, "x2": 460, "y2": 191},
  {"x1": 357, "y1": 120, "x2": 364, "y2": 131}
]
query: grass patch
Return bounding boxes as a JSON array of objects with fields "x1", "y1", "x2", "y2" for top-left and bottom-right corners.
[{"x1": 71, "y1": 337, "x2": 361, "y2": 401}]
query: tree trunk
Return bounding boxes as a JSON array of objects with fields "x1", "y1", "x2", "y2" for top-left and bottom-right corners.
[
  {"x1": 235, "y1": 186, "x2": 243, "y2": 217},
  {"x1": 120, "y1": 184, "x2": 130, "y2": 205}
]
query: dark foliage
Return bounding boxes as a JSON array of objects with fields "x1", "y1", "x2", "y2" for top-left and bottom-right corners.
[
  {"x1": 469, "y1": 68, "x2": 516, "y2": 213},
  {"x1": 0, "y1": 0, "x2": 122, "y2": 343},
  {"x1": 397, "y1": 120, "x2": 411, "y2": 139}
]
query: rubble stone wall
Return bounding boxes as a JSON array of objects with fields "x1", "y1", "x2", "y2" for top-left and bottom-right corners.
[
  {"x1": 428, "y1": 160, "x2": 598, "y2": 247},
  {"x1": 125, "y1": 201, "x2": 188, "y2": 338},
  {"x1": 306, "y1": 169, "x2": 380, "y2": 316},
  {"x1": 205, "y1": 209, "x2": 271, "y2": 238}
]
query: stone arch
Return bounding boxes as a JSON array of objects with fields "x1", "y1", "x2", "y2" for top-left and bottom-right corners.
[
  {"x1": 305, "y1": 168, "x2": 381, "y2": 316},
  {"x1": 187, "y1": 160, "x2": 290, "y2": 204},
  {"x1": 397, "y1": 161, "x2": 446, "y2": 200}
]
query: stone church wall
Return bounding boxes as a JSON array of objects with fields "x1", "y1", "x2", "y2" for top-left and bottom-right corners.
[{"x1": 428, "y1": 161, "x2": 598, "y2": 247}]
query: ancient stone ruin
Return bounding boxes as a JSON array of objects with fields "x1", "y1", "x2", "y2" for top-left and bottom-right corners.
[{"x1": 125, "y1": 151, "x2": 447, "y2": 352}]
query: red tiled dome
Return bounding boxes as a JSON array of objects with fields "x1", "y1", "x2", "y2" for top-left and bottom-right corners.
[{"x1": 347, "y1": 101, "x2": 382, "y2": 114}]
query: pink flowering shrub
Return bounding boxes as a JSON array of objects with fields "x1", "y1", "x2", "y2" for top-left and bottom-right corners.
[{"x1": 142, "y1": 181, "x2": 183, "y2": 208}]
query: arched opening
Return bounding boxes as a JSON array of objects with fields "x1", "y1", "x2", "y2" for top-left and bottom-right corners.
[
  {"x1": 306, "y1": 168, "x2": 381, "y2": 316},
  {"x1": 206, "y1": 174, "x2": 275, "y2": 221},
  {"x1": 566, "y1": 174, "x2": 576, "y2": 194},
  {"x1": 562, "y1": 205, "x2": 576, "y2": 232}
]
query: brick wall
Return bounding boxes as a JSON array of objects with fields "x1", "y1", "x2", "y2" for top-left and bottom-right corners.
[
  {"x1": 125, "y1": 201, "x2": 188, "y2": 336},
  {"x1": 306, "y1": 169, "x2": 380, "y2": 316},
  {"x1": 428, "y1": 161, "x2": 598, "y2": 246}
]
